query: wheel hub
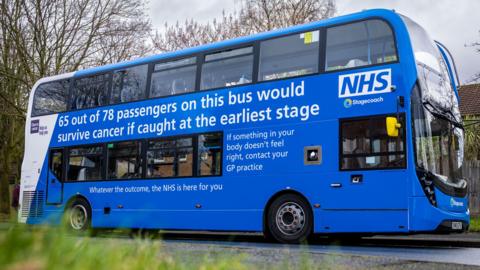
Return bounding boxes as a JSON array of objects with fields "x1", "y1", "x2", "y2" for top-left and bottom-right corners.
[
  {"x1": 70, "y1": 204, "x2": 88, "y2": 230},
  {"x1": 276, "y1": 202, "x2": 305, "y2": 235}
]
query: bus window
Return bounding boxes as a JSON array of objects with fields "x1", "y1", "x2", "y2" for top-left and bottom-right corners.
[
  {"x1": 201, "y1": 47, "x2": 253, "y2": 90},
  {"x1": 150, "y1": 57, "x2": 197, "y2": 98},
  {"x1": 340, "y1": 116, "x2": 405, "y2": 170},
  {"x1": 326, "y1": 20, "x2": 397, "y2": 71},
  {"x1": 32, "y1": 80, "x2": 69, "y2": 116},
  {"x1": 67, "y1": 145, "x2": 104, "y2": 181},
  {"x1": 49, "y1": 149, "x2": 63, "y2": 181},
  {"x1": 72, "y1": 74, "x2": 110, "y2": 110},
  {"x1": 147, "y1": 137, "x2": 193, "y2": 178},
  {"x1": 259, "y1": 31, "x2": 320, "y2": 81},
  {"x1": 107, "y1": 141, "x2": 142, "y2": 179},
  {"x1": 198, "y1": 133, "x2": 222, "y2": 176},
  {"x1": 111, "y1": 65, "x2": 148, "y2": 104}
]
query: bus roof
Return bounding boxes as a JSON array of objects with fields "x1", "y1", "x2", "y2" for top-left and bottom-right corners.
[{"x1": 73, "y1": 9, "x2": 402, "y2": 78}]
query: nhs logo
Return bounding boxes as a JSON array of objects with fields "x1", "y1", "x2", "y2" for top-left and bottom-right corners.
[{"x1": 338, "y1": 69, "x2": 392, "y2": 98}]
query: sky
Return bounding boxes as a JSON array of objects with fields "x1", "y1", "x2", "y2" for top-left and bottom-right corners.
[{"x1": 148, "y1": 0, "x2": 480, "y2": 84}]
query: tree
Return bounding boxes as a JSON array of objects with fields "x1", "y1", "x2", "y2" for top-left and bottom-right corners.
[
  {"x1": 463, "y1": 31, "x2": 480, "y2": 159},
  {"x1": 466, "y1": 30, "x2": 480, "y2": 82},
  {"x1": 0, "y1": 0, "x2": 151, "y2": 215},
  {"x1": 153, "y1": 0, "x2": 336, "y2": 52},
  {"x1": 464, "y1": 116, "x2": 480, "y2": 161}
]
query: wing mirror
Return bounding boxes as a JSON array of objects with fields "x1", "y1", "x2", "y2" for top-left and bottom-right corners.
[{"x1": 386, "y1": 117, "x2": 401, "y2": 137}]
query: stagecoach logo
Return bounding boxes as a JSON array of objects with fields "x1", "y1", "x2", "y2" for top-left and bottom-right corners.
[
  {"x1": 338, "y1": 68, "x2": 392, "y2": 98},
  {"x1": 343, "y1": 96, "x2": 384, "y2": 108},
  {"x1": 343, "y1": 98, "x2": 353, "y2": 108},
  {"x1": 450, "y1": 197, "x2": 464, "y2": 207}
]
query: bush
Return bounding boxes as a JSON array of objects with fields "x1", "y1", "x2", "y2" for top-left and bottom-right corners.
[{"x1": 464, "y1": 116, "x2": 480, "y2": 161}]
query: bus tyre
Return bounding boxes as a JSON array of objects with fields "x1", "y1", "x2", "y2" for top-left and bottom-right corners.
[
  {"x1": 267, "y1": 194, "x2": 312, "y2": 244},
  {"x1": 66, "y1": 198, "x2": 92, "y2": 234}
]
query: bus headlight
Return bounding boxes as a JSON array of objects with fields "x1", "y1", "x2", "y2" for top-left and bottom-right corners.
[{"x1": 417, "y1": 170, "x2": 437, "y2": 206}]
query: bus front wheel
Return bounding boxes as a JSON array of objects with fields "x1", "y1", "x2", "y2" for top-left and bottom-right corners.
[
  {"x1": 65, "y1": 198, "x2": 92, "y2": 233},
  {"x1": 266, "y1": 194, "x2": 312, "y2": 244}
]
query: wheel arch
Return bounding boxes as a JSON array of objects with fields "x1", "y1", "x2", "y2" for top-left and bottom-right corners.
[{"x1": 64, "y1": 194, "x2": 91, "y2": 212}]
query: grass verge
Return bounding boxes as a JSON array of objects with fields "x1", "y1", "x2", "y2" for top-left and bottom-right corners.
[
  {"x1": 470, "y1": 216, "x2": 480, "y2": 232},
  {"x1": 0, "y1": 225, "x2": 248, "y2": 270}
]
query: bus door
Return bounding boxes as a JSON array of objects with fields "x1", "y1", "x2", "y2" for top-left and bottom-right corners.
[
  {"x1": 340, "y1": 115, "x2": 407, "y2": 207},
  {"x1": 320, "y1": 115, "x2": 408, "y2": 231},
  {"x1": 46, "y1": 149, "x2": 64, "y2": 204}
]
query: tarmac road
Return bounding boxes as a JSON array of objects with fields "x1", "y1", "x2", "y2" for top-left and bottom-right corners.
[{"x1": 96, "y1": 231, "x2": 480, "y2": 268}]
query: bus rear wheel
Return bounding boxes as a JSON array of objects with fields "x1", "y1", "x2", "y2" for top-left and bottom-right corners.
[
  {"x1": 66, "y1": 198, "x2": 92, "y2": 233},
  {"x1": 266, "y1": 194, "x2": 312, "y2": 244}
]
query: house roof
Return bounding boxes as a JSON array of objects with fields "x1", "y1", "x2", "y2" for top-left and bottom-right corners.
[{"x1": 459, "y1": 83, "x2": 480, "y2": 116}]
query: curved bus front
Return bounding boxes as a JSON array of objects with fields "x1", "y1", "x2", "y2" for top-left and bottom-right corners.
[
  {"x1": 402, "y1": 15, "x2": 469, "y2": 232},
  {"x1": 19, "y1": 9, "x2": 469, "y2": 235}
]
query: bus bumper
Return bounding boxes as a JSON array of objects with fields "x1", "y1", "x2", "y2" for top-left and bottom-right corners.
[{"x1": 408, "y1": 196, "x2": 470, "y2": 233}]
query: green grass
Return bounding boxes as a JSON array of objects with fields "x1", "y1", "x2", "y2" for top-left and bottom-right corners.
[
  {"x1": 0, "y1": 224, "x2": 355, "y2": 270},
  {"x1": 470, "y1": 216, "x2": 480, "y2": 232},
  {"x1": 0, "y1": 216, "x2": 478, "y2": 270},
  {"x1": 0, "y1": 225, "x2": 249, "y2": 270}
]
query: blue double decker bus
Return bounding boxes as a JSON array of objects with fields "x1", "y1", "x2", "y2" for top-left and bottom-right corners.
[{"x1": 20, "y1": 9, "x2": 468, "y2": 243}]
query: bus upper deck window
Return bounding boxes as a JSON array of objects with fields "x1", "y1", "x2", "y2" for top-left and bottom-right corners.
[
  {"x1": 201, "y1": 47, "x2": 253, "y2": 90},
  {"x1": 150, "y1": 57, "x2": 197, "y2": 98},
  {"x1": 32, "y1": 80, "x2": 69, "y2": 116},
  {"x1": 111, "y1": 65, "x2": 148, "y2": 104},
  {"x1": 71, "y1": 74, "x2": 110, "y2": 110},
  {"x1": 325, "y1": 20, "x2": 397, "y2": 71},
  {"x1": 259, "y1": 31, "x2": 320, "y2": 81}
]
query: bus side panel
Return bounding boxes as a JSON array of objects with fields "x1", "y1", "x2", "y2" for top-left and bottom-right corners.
[
  {"x1": 61, "y1": 179, "x2": 270, "y2": 231},
  {"x1": 315, "y1": 209, "x2": 408, "y2": 233},
  {"x1": 56, "y1": 121, "x2": 327, "y2": 230},
  {"x1": 58, "y1": 121, "x2": 335, "y2": 231}
]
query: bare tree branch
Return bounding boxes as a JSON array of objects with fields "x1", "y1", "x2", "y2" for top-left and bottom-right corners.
[
  {"x1": 152, "y1": 0, "x2": 336, "y2": 53},
  {"x1": 0, "y1": 0, "x2": 151, "y2": 214}
]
